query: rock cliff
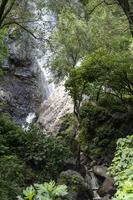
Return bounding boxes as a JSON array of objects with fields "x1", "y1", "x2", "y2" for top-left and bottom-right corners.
[{"x1": 0, "y1": 30, "x2": 45, "y2": 124}]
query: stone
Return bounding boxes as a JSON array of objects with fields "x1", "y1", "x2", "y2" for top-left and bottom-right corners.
[
  {"x1": 37, "y1": 80, "x2": 73, "y2": 132},
  {"x1": 58, "y1": 170, "x2": 91, "y2": 200},
  {"x1": 98, "y1": 178, "x2": 114, "y2": 197},
  {"x1": 93, "y1": 165, "x2": 112, "y2": 180},
  {"x1": 66, "y1": 191, "x2": 78, "y2": 200},
  {"x1": 59, "y1": 170, "x2": 85, "y2": 188},
  {"x1": 102, "y1": 194, "x2": 111, "y2": 200}
]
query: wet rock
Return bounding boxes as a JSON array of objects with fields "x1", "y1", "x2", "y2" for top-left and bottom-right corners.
[
  {"x1": 14, "y1": 67, "x2": 33, "y2": 78},
  {"x1": 102, "y1": 194, "x2": 111, "y2": 200},
  {"x1": 0, "y1": 20, "x2": 47, "y2": 124},
  {"x1": 0, "y1": 89, "x2": 10, "y2": 101},
  {"x1": 66, "y1": 191, "x2": 78, "y2": 200},
  {"x1": 93, "y1": 165, "x2": 112, "y2": 180},
  {"x1": 0, "y1": 63, "x2": 43, "y2": 124},
  {"x1": 98, "y1": 178, "x2": 114, "y2": 197}
]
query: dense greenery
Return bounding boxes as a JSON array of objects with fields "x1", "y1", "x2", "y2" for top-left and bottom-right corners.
[
  {"x1": 0, "y1": 114, "x2": 73, "y2": 200},
  {"x1": 49, "y1": 2, "x2": 133, "y2": 199},
  {"x1": 65, "y1": 47, "x2": 133, "y2": 118},
  {"x1": 0, "y1": 0, "x2": 133, "y2": 199},
  {"x1": 109, "y1": 135, "x2": 133, "y2": 200}
]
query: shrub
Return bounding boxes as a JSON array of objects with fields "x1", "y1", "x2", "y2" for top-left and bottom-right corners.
[
  {"x1": 23, "y1": 129, "x2": 73, "y2": 179},
  {"x1": 78, "y1": 102, "x2": 132, "y2": 162},
  {"x1": 0, "y1": 114, "x2": 73, "y2": 200},
  {"x1": 109, "y1": 135, "x2": 133, "y2": 200},
  {"x1": 0, "y1": 155, "x2": 26, "y2": 200}
]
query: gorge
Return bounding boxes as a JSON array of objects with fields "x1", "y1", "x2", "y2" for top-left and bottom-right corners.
[
  {"x1": 0, "y1": 1, "x2": 133, "y2": 200},
  {"x1": 0, "y1": 1, "x2": 73, "y2": 130}
]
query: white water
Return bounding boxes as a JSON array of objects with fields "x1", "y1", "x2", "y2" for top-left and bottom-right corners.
[
  {"x1": 35, "y1": 5, "x2": 56, "y2": 98},
  {"x1": 26, "y1": 113, "x2": 36, "y2": 124},
  {"x1": 25, "y1": 2, "x2": 73, "y2": 130},
  {"x1": 24, "y1": 3, "x2": 56, "y2": 126}
]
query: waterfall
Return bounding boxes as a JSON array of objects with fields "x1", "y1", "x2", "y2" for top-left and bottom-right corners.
[
  {"x1": 24, "y1": 2, "x2": 56, "y2": 126},
  {"x1": 85, "y1": 167, "x2": 102, "y2": 200},
  {"x1": 35, "y1": 4, "x2": 56, "y2": 98},
  {"x1": 26, "y1": 113, "x2": 36, "y2": 124},
  {"x1": 37, "y1": 55, "x2": 55, "y2": 99},
  {"x1": 24, "y1": 2, "x2": 73, "y2": 130}
]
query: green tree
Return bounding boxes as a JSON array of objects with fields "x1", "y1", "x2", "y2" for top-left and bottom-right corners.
[
  {"x1": 80, "y1": 0, "x2": 133, "y2": 36},
  {"x1": 50, "y1": 8, "x2": 90, "y2": 80},
  {"x1": 66, "y1": 47, "x2": 133, "y2": 116}
]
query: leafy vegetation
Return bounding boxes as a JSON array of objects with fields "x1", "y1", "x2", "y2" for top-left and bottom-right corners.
[
  {"x1": 109, "y1": 135, "x2": 133, "y2": 200},
  {"x1": 0, "y1": 28, "x2": 8, "y2": 65},
  {"x1": 0, "y1": 114, "x2": 73, "y2": 200},
  {"x1": 65, "y1": 47, "x2": 133, "y2": 126},
  {"x1": 0, "y1": 0, "x2": 133, "y2": 200},
  {"x1": 18, "y1": 181, "x2": 68, "y2": 200}
]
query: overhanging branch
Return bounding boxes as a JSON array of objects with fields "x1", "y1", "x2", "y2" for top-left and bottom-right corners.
[{"x1": 0, "y1": 0, "x2": 15, "y2": 26}]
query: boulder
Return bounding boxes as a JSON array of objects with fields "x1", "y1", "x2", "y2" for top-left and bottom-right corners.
[
  {"x1": 59, "y1": 170, "x2": 85, "y2": 190},
  {"x1": 102, "y1": 194, "x2": 111, "y2": 200},
  {"x1": 66, "y1": 192, "x2": 78, "y2": 200},
  {"x1": 93, "y1": 165, "x2": 113, "y2": 181},
  {"x1": 58, "y1": 170, "x2": 91, "y2": 200},
  {"x1": 98, "y1": 178, "x2": 114, "y2": 197}
]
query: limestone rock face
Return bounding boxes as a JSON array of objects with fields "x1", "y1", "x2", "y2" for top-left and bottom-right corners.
[{"x1": 37, "y1": 80, "x2": 73, "y2": 132}]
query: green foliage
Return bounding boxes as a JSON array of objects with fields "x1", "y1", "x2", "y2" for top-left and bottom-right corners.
[
  {"x1": 84, "y1": 1, "x2": 129, "y2": 47},
  {"x1": 0, "y1": 28, "x2": 8, "y2": 65},
  {"x1": 49, "y1": 0, "x2": 130, "y2": 80},
  {"x1": 50, "y1": 8, "x2": 90, "y2": 80},
  {"x1": 78, "y1": 101, "x2": 133, "y2": 161},
  {"x1": 109, "y1": 136, "x2": 133, "y2": 200},
  {"x1": 18, "y1": 181, "x2": 68, "y2": 200},
  {"x1": 0, "y1": 114, "x2": 73, "y2": 200},
  {"x1": 23, "y1": 129, "x2": 72, "y2": 179},
  {"x1": 0, "y1": 155, "x2": 26, "y2": 200},
  {"x1": 66, "y1": 47, "x2": 133, "y2": 104}
]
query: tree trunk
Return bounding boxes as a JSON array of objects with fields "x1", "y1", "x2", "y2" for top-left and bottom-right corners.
[
  {"x1": 0, "y1": 0, "x2": 9, "y2": 26},
  {"x1": 116, "y1": 0, "x2": 133, "y2": 36}
]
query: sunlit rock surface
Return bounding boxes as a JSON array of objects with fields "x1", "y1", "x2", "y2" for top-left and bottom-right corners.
[{"x1": 37, "y1": 81, "x2": 73, "y2": 132}]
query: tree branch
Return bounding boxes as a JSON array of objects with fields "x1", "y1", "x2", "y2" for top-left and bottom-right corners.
[
  {"x1": 88, "y1": 1, "x2": 105, "y2": 15},
  {"x1": 0, "y1": 0, "x2": 9, "y2": 25},
  {"x1": 1, "y1": 20, "x2": 39, "y2": 39},
  {"x1": 0, "y1": 0, "x2": 15, "y2": 26}
]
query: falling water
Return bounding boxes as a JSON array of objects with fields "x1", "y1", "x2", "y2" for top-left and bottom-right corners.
[
  {"x1": 26, "y1": 113, "x2": 36, "y2": 124},
  {"x1": 35, "y1": 4, "x2": 56, "y2": 98},
  {"x1": 24, "y1": 2, "x2": 56, "y2": 126},
  {"x1": 23, "y1": 2, "x2": 56, "y2": 127}
]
